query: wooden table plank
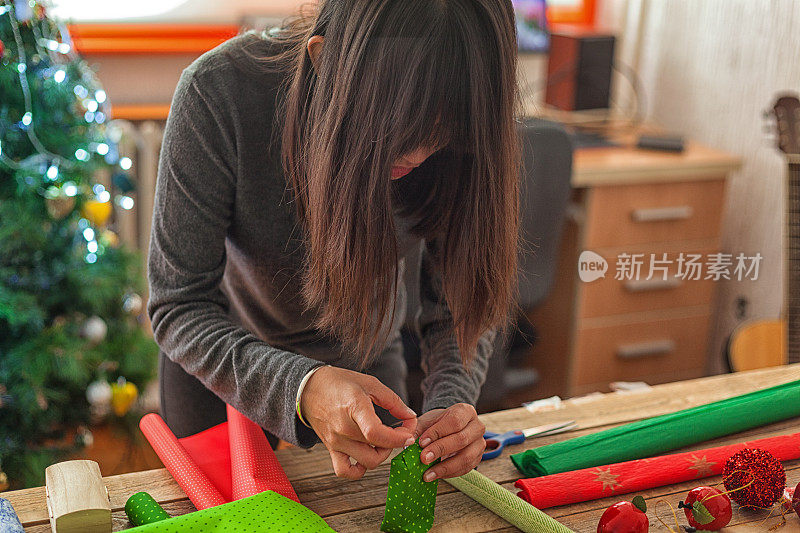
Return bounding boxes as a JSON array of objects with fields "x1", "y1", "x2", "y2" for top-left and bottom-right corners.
[{"x1": 3, "y1": 364, "x2": 799, "y2": 532}]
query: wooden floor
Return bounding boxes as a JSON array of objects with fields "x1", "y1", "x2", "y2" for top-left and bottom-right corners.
[{"x1": 3, "y1": 364, "x2": 800, "y2": 532}]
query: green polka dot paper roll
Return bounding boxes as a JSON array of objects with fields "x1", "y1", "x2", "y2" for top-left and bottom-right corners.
[
  {"x1": 125, "y1": 490, "x2": 335, "y2": 532},
  {"x1": 380, "y1": 441, "x2": 439, "y2": 533},
  {"x1": 125, "y1": 492, "x2": 170, "y2": 526}
]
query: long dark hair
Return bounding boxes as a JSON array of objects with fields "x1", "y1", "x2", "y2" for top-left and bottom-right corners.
[{"x1": 251, "y1": 0, "x2": 521, "y2": 368}]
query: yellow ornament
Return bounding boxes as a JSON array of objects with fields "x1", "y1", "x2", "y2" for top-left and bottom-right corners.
[
  {"x1": 110, "y1": 379, "x2": 138, "y2": 416},
  {"x1": 100, "y1": 229, "x2": 120, "y2": 248},
  {"x1": 81, "y1": 198, "x2": 113, "y2": 227}
]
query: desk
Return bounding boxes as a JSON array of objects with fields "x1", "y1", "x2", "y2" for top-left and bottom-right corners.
[
  {"x1": 3, "y1": 364, "x2": 799, "y2": 532},
  {"x1": 520, "y1": 130, "x2": 743, "y2": 401}
]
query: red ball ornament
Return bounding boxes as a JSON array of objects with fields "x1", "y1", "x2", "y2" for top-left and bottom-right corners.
[
  {"x1": 679, "y1": 486, "x2": 732, "y2": 531},
  {"x1": 722, "y1": 448, "x2": 786, "y2": 509},
  {"x1": 0, "y1": 39, "x2": 5, "y2": 57},
  {"x1": 597, "y1": 495, "x2": 649, "y2": 533}
]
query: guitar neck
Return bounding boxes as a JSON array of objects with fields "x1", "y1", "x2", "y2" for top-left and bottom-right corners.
[{"x1": 787, "y1": 160, "x2": 800, "y2": 363}]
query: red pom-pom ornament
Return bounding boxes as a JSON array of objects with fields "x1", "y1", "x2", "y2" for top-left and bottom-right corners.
[{"x1": 722, "y1": 448, "x2": 785, "y2": 508}]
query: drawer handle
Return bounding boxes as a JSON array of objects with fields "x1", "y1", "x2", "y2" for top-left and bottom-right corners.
[
  {"x1": 623, "y1": 278, "x2": 683, "y2": 292},
  {"x1": 631, "y1": 206, "x2": 693, "y2": 222},
  {"x1": 616, "y1": 339, "x2": 676, "y2": 359}
]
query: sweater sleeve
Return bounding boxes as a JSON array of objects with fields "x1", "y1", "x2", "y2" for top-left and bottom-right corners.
[
  {"x1": 146, "y1": 68, "x2": 323, "y2": 448},
  {"x1": 415, "y1": 237, "x2": 496, "y2": 413}
]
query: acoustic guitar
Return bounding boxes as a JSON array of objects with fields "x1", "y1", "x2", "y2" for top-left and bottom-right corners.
[{"x1": 727, "y1": 94, "x2": 800, "y2": 371}]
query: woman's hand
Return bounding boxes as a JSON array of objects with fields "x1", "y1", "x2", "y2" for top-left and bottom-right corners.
[
  {"x1": 301, "y1": 366, "x2": 418, "y2": 480},
  {"x1": 415, "y1": 404, "x2": 486, "y2": 481}
]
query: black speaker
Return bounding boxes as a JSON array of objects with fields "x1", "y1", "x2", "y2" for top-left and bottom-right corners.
[{"x1": 545, "y1": 28, "x2": 616, "y2": 111}]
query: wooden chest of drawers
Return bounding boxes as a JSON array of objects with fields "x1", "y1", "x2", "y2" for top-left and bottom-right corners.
[{"x1": 519, "y1": 133, "x2": 742, "y2": 401}]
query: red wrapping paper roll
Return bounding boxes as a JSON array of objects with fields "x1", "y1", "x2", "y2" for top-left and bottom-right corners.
[
  {"x1": 139, "y1": 413, "x2": 228, "y2": 510},
  {"x1": 515, "y1": 432, "x2": 800, "y2": 509},
  {"x1": 226, "y1": 405, "x2": 299, "y2": 502}
]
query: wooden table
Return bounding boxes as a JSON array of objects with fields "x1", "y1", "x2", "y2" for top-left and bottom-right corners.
[{"x1": 4, "y1": 365, "x2": 799, "y2": 532}]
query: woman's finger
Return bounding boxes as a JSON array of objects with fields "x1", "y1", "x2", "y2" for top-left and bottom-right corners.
[
  {"x1": 331, "y1": 437, "x2": 393, "y2": 470},
  {"x1": 360, "y1": 376, "x2": 418, "y2": 432},
  {"x1": 349, "y1": 395, "x2": 415, "y2": 449},
  {"x1": 420, "y1": 418, "x2": 484, "y2": 465},
  {"x1": 418, "y1": 403, "x2": 476, "y2": 447},
  {"x1": 329, "y1": 450, "x2": 367, "y2": 480},
  {"x1": 423, "y1": 437, "x2": 486, "y2": 481}
]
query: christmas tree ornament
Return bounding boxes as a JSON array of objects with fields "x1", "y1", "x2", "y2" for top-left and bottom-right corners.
[
  {"x1": 722, "y1": 448, "x2": 786, "y2": 508},
  {"x1": 123, "y1": 293, "x2": 143, "y2": 316},
  {"x1": 99, "y1": 229, "x2": 120, "y2": 248},
  {"x1": 111, "y1": 377, "x2": 138, "y2": 416},
  {"x1": 112, "y1": 171, "x2": 136, "y2": 193},
  {"x1": 86, "y1": 380, "x2": 112, "y2": 419},
  {"x1": 0, "y1": 39, "x2": 5, "y2": 57},
  {"x1": 80, "y1": 315, "x2": 107, "y2": 345},
  {"x1": 12, "y1": 0, "x2": 33, "y2": 21},
  {"x1": 45, "y1": 190, "x2": 76, "y2": 220},
  {"x1": 678, "y1": 487, "x2": 731, "y2": 531},
  {"x1": 780, "y1": 486, "x2": 795, "y2": 513},
  {"x1": 76, "y1": 426, "x2": 94, "y2": 448},
  {"x1": 597, "y1": 496, "x2": 648, "y2": 533},
  {"x1": 81, "y1": 197, "x2": 112, "y2": 227}
]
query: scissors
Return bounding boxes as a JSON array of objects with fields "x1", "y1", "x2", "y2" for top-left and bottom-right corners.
[{"x1": 481, "y1": 420, "x2": 577, "y2": 461}]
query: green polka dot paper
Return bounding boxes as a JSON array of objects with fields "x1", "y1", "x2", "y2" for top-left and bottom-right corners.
[
  {"x1": 125, "y1": 490, "x2": 336, "y2": 532},
  {"x1": 380, "y1": 442, "x2": 439, "y2": 533},
  {"x1": 125, "y1": 492, "x2": 170, "y2": 526}
]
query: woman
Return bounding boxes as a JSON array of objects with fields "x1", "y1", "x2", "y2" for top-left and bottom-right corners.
[{"x1": 148, "y1": 0, "x2": 521, "y2": 482}]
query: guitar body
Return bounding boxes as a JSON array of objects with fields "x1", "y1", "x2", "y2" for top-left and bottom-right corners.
[{"x1": 728, "y1": 319, "x2": 787, "y2": 372}]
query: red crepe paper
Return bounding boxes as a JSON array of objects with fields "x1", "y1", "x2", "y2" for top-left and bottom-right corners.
[
  {"x1": 226, "y1": 405, "x2": 299, "y2": 502},
  {"x1": 139, "y1": 406, "x2": 299, "y2": 510},
  {"x1": 139, "y1": 413, "x2": 228, "y2": 510},
  {"x1": 515, "y1": 432, "x2": 800, "y2": 509},
  {"x1": 179, "y1": 420, "x2": 233, "y2": 501}
]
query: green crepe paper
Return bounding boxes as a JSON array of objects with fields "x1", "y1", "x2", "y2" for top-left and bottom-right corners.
[
  {"x1": 511, "y1": 379, "x2": 800, "y2": 477},
  {"x1": 126, "y1": 490, "x2": 335, "y2": 532},
  {"x1": 125, "y1": 491, "x2": 170, "y2": 526},
  {"x1": 445, "y1": 470, "x2": 575, "y2": 533},
  {"x1": 381, "y1": 442, "x2": 440, "y2": 533}
]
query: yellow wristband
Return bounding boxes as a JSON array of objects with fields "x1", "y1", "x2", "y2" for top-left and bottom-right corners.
[{"x1": 295, "y1": 365, "x2": 328, "y2": 429}]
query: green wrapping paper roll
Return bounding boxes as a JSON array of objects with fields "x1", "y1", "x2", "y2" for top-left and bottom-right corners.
[
  {"x1": 445, "y1": 470, "x2": 575, "y2": 533},
  {"x1": 126, "y1": 490, "x2": 335, "y2": 532},
  {"x1": 511, "y1": 379, "x2": 800, "y2": 478},
  {"x1": 125, "y1": 492, "x2": 170, "y2": 525}
]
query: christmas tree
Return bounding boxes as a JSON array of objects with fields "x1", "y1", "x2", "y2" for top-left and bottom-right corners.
[{"x1": 0, "y1": 0, "x2": 158, "y2": 489}]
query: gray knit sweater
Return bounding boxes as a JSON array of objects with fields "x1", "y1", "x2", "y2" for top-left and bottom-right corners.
[{"x1": 146, "y1": 31, "x2": 495, "y2": 448}]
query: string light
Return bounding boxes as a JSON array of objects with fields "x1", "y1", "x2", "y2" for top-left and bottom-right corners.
[
  {"x1": 87, "y1": 240, "x2": 98, "y2": 253},
  {"x1": 85, "y1": 253, "x2": 97, "y2": 264},
  {"x1": 53, "y1": 69, "x2": 66, "y2": 83},
  {"x1": 46, "y1": 165, "x2": 58, "y2": 180},
  {"x1": 83, "y1": 228, "x2": 95, "y2": 241},
  {"x1": 95, "y1": 90, "x2": 106, "y2": 103},
  {"x1": 62, "y1": 182, "x2": 77, "y2": 196},
  {"x1": 74, "y1": 148, "x2": 89, "y2": 161},
  {"x1": 119, "y1": 157, "x2": 132, "y2": 170},
  {"x1": 117, "y1": 195, "x2": 135, "y2": 210},
  {"x1": 95, "y1": 143, "x2": 109, "y2": 155}
]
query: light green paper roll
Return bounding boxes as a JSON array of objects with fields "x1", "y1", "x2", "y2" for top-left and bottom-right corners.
[
  {"x1": 445, "y1": 470, "x2": 575, "y2": 533},
  {"x1": 126, "y1": 490, "x2": 335, "y2": 532}
]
